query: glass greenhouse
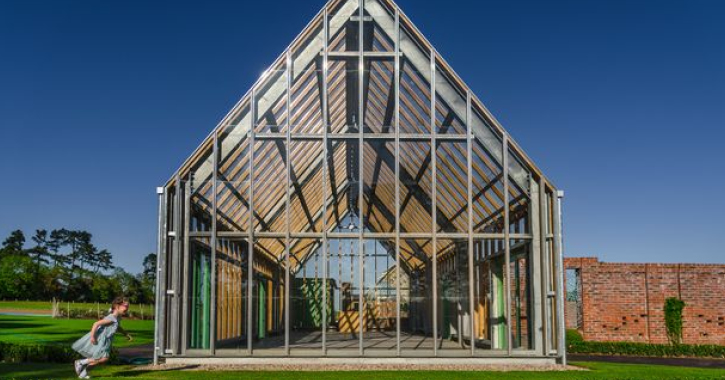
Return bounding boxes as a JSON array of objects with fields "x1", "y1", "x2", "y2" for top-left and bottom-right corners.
[{"x1": 154, "y1": 0, "x2": 565, "y2": 364}]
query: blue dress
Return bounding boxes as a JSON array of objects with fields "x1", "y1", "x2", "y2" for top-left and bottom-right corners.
[{"x1": 72, "y1": 314, "x2": 120, "y2": 359}]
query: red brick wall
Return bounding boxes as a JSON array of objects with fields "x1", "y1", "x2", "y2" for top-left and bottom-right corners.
[{"x1": 564, "y1": 257, "x2": 725, "y2": 345}]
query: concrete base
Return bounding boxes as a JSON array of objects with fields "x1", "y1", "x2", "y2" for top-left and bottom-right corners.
[{"x1": 164, "y1": 356, "x2": 559, "y2": 366}]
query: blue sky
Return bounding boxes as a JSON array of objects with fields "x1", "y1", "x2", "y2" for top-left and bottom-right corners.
[{"x1": 1, "y1": 0, "x2": 723, "y2": 273}]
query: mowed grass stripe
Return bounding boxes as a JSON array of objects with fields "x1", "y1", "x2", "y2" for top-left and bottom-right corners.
[
  {"x1": 1, "y1": 362, "x2": 725, "y2": 380},
  {"x1": 0, "y1": 315, "x2": 154, "y2": 348}
]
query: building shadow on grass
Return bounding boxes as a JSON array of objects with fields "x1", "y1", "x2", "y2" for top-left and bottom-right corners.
[{"x1": 114, "y1": 365, "x2": 201, "y2": 377}]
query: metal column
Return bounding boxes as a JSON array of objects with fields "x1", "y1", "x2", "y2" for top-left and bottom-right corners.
[
  {"x1": 321, "y1": 6, "x2": 330, "y2": 356},
  {"x1": 466, "y1": 91, "x2": 475, "y2": 356},
  {"x1": 247, "y1": 90, "x2": 255, "y2": 354},
  {"x1": 358, "y1": 0, "x2": 365, "y2": 355},
  {"x1": 153, "y1": 186, "x2": 166, "y2": 365},
  {"x1": 285, "y1": 50, "x2": 292, "y2": 355},
  {"x1": 210, "y1": 131, "x2": 219, "y2": 354},
  {"x1": 503, "y1": 135, "x2": 512, "y2": 355},
  {"x1": 430, "y1": 49, "x2": 438, "y2": 356},
  {"x1": 555, "y1": 190, "x2": 566, "y2": 365},
  {"x1": 393, "y1": 4, "x2": 401, "y2": 357}
]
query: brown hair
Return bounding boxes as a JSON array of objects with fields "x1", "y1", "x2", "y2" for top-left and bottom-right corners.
[{"x1": 111, "y1": 296, "x2": 129, "y2": 311}]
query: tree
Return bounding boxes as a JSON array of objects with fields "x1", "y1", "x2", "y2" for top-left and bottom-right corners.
[
  {"x1": 27, "y1": 229, "x2": 53, "y2": 294},
  {"x1": 140, "y1": 253, "x2": 157, "y2": 303},
  {"x1": 29, "y1": 229, "x2": 52, "y2": 270},
  {"x1": 0, "y1": 255, "x2": 35, "y2": 299},
  {"x1": 142, "y1": 253, "x2": 157, "y2": 280},
  {"x1": 1, "y1": 230, "x2": 26, "y2": 258},
  {"x1": 48, "y1": 229, "x2": 70, "y2": 268},
  {"x1": 94, "y1": 249, "x2": 114, "y2": 274}
]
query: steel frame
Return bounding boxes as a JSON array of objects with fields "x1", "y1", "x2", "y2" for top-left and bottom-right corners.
[{"x1": 155, "y1": 0, "x2": 565, "y2": 364}]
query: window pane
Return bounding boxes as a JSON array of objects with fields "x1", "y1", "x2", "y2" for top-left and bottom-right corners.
[
  {"x1": 252, "y1": 238, "x2": 286, "y2": 353},
  {"x1": 291, "y1": 22, "x2": 324, "y2": 134},
  {"x1": 290, "y1": 238, "x2": 326, "y2": 352},
  {"x1": 363, "y1": 140, "x2": 395, "y2": 233},
  {"x1": 290, "y1": 141, "x2": 324, "y2": 232},
  {"x1": 436, "y1": 141, "x2": 469, "y2": 233},
  {"x1": 400, "y1": 239, "x2": 434, "y2": 354},
  {"x1": 362, "y1": 239, "x2": 398, "y2": 353},
  {"x1": 473, "y1": 238, "x2": 508, "y2": 352},
  {"x1": 326, "y1": 238, "x2": 361, "y2": 353},
  {"x1": 436, "y1": 238, "x2": 471, "y2": 351},
  {"x1": 327, "y1": 139, "x2": 361, "y2": 232},
  {"x1": 363, "y1": 0, "x2": 395, "y2": 52},
  {"x1": 472, "y1": 138, "x2": 504, "y2": 234},
  {"x1": 399, "y1": 141, "x2": 432, "y2": 233},
  {"x1": 214, "y1": 238, "x2": 249, "y2": 351},
  {"x1": 435, "y1": 67, "x2": 467, "y2": 135},
  {"x1": 217, "y1": 119, "x2": 250, "y2": 232},
  {"x1": 327, "y1": 59, "x2": 360, "y2": 134},
  {"x1": 252, "y1": 139, "x2": 287, "y2": 233},
  {"x1": 255, "y1": 63, "x2": 288, "y2": 134},
  {"x1": 509, "y1": 240, "x2": 532, "y2": 350},
  {"x1": 188, "y1": 237, "x2": 212, "y2": 350},
  {"x1": 364, "y1": 60, "x2": 395, "y2": 133},
  {"x1": 189, "y1": 144, "x2": 214, "y2": 233}
]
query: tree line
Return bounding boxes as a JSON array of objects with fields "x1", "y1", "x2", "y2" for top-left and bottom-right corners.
[{"x1": 0, "y1": 229, "x2": 156, "y2": 304}]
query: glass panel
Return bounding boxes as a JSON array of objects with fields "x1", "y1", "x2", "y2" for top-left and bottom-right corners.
[
  {"x1": 362, "y1": 239, "x2": 397, "y2": 352},
  {"x1": 509, "y1": 240, "x2": 532, "y2": 350},
  {"x1": 327, "y1": 58, "x2": 360, "y2": 134},
  {"x1": 472, "y1": 138, "x2": 504, "y2": 233},
  {"x1": 189, "y1": 144, "x2": 214, "y2": 233},
  {"x1": 436, "y1": 141, "x2": 469, "y2": 233},
  {"x1": 252, "y1": 238, "x2": 286, "y2": 352},
  {"x1": 327, "y1": 139, "x2": 361, "y2": 232},
  {"x1": 291, "y1": 22, "x2": 324, "y2": 134},
  {"x1": 436, "y1": 238, "x2": 470, "y2": 351},
  {"x1": 188, "y1": 236, "x2": 212, "y2": 349},
  {"x1": 217, "y1": 119, "x2": 250, "y2": 232},
  {"x1": 364, "y1": 60, "x2": 395, "y2": 133},
  {"x1": 214, "y1": 238, "x2": 249, "y2": 351},
  {"x1": 252, "y1": 139, "x2": 287, "y2": 233},
  {"x1": 399, "y1": 64, "x2": 431, "y2": 134},
  {"x1": 435, "y1": 67, "x2": 467, "y2": 135},
  {"x1": 508, "y1": 148, "x2": 531, "y2": 234},
  {"x1": 399, "y1": 25, "x2": 431, "y2": 135},
  {"x1": 255, "y1": 64, "x2": 288, "y2": 134},
  {"x1": 399, "y1": 238, "x2": 434, "y2": 355},
  {"x1": 364, "y1": 0, "x2": 395, "y2": 52},
  {"x1": 363, "y1": 140, "x2": 395, "y2": 233},
  {"x1": 328, "y1": 0, "x2": 360, "y2": 53},
  {"x1": 290, "y1": 238, "x2": 326, "y2": 351},
  {"x1": 326, "y1": 238, "x2": 361, "y2": 353},
  {"x1": 473, "y1": 238, "x2": 508, "y2": 352},
  {"x1": 290, "y1": 140, "x2": 324, "y2": 232},
  {"x1": 399, "y1": 141, "x2": 432, "y2": 233}
]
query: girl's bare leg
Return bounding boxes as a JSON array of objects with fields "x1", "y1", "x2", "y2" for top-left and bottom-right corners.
[{"x1": 86, "y1": 357, "x2": 109, "y2": 367}]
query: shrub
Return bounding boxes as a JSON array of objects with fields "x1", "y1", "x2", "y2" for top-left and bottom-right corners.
[
  {"x1": 0, "y1": 342, "x2": 118, "y2": 364},
  {"x1": 664, "y1": 297, "x2": 685, "y2": 345},
  {"x1": 566, "y1": 329, "x2": 725, "y2": 358}
]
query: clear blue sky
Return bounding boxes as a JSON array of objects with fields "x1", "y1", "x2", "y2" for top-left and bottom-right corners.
[{"x1": 1, "y1": 0, "x2": 723, "y2": 273}]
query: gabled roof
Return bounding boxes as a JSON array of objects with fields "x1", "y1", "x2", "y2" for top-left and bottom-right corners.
[{"x1": 168, "y1": 0, "x2": 556, "y2": 272}]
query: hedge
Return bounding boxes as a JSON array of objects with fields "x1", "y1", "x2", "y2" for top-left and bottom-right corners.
[
  {"x1": 567, "y1": 330, "x2": 725, "y2": 358},
  {"x1": 0, "y1": 342, "x2": 118, "y2": 364}
]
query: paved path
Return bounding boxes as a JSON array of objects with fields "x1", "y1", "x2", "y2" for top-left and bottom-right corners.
[
  {"x1": 118, "y1": 347, "x2": 725, "y2": 369},
  {"x1": 118, "y1": 344, "x2": 154, "y2": 364},
  {"x1": 569, "y1": 354, "x2": 725, "y2": 369}
]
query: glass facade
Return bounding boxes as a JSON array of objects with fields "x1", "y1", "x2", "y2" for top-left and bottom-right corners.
[{"x1": 157, "y1": 0, "x2": 563, "y2": 360}]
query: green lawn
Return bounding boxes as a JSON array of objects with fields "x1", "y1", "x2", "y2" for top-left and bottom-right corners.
[
  {"x1": 0, "y1": 315, "x2": 154, "y2": 348},
  {"x1": 0, "y1": 301, "x2": 53, "y2": 310},
  {"x1": 0, "y1": 362, "x2": 724, "y2": 380},
  {"x1": 0, "y1": 300, "x2": 154, "y2": 317}
]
